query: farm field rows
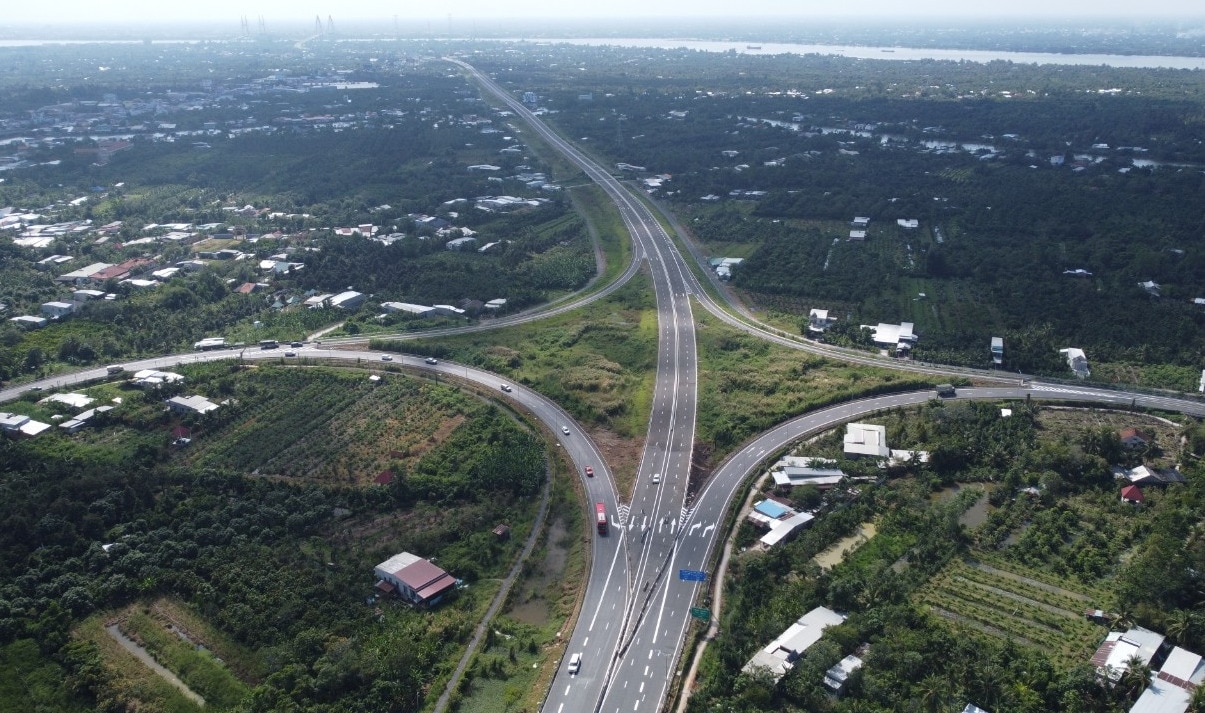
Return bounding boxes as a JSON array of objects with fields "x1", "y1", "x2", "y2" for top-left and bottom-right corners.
[{"x1": 917, "y1": 557, "x2": 1109, "y2": 668}]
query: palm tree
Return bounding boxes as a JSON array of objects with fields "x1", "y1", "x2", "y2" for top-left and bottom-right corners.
[
  {"x1": 1166, "y1": 609, "x2": 1198, "y2": 647},
  {"x1": 1109, "y1": 609, "x2": 1135, "y2": 631},
  {"x1": 1188, "y1": 683, "x2": 1205, "y2": 713},
  {"x1": 1120, "y1": 655, "x2": 1153, "y2": 701},
  {"x1": 917, "y1": 674, "x2": 947, "y2": 713}
]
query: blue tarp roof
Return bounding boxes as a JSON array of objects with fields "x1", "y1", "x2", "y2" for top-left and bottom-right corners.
[{"x1": 754, "y1": 500, "x2": 791, "y2": 519}]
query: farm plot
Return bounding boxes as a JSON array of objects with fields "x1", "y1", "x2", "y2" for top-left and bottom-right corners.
[
  {"x1": 916, "y1": 558, "x2": 1108, "y2": 668},
  {"x1": 189, "y1": 369, "x2": 473, "y2": 484}
]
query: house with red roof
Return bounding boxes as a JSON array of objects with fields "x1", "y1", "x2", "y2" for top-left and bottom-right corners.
[
  {"x1": 1118, "y1": 427, "x2": 1152, "y2": 449},
  {"x1": 373, "y1": 552, "x2": 458, "y2": 607},
  {"x1": 1121, "y1": 484, "x2": 1145, "y2": 504}
]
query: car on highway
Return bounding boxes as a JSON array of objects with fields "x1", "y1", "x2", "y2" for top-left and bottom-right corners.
[
  {"x1": 500, "y1": 383, "x2": 512, "y2": 392},
  {"x1": 567, "y1": 653, "x2": 581, "y2": 674},
  {"x1": 28, "y1": 385, "x2": 44, "y2": 392},
  {"x1": 584, "y1": 466, "x2": 594, "y2": 477},
  {"x1": 291, "y1": 342, "x2": 303, "y2": 348},
  {"x1": 425, "y1": 357, "x2": 438, "y2": 365},
  {"x1": 561, "y1": 426, "x2": 570, "y2": 435},
  {"x1": 381, "y1": 354, "x2": 393, "y2": 361},
  {"x1": 284, "y1": 351, "x2": 297, "y2": 357},
  {"x1": 651, "y1": 473, "x2": 661, "y2": 485}
]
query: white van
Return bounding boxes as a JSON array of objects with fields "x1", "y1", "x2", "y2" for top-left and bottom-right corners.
[{"x1": 567, "y1": 653, "x2": 582, "y2": 674}]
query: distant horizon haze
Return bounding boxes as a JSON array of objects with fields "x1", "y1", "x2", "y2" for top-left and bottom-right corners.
[{"x1": 4, "y1": 0, "x2": 1205, "y2": 25}]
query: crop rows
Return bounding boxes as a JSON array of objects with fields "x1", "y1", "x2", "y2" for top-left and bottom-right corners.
[
  {"x1": 194, "y1": 372, "x2": 369, "y2": 473},
  {"x1": 918, "y1": 558, "x2": 1105, "y2": 668}
]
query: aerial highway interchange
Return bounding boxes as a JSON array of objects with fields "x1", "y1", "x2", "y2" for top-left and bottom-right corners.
[{"x1": 4, "y1": 57, "x2": 1205, "y2": 713}]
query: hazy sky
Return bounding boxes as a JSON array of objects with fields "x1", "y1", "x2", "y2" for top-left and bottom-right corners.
[{"x1": 7, "y1": 0, "x2": 1203, "y2": 24}]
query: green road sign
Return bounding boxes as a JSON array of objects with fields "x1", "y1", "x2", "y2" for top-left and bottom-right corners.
[{"x1": 690, "y1": 607, "x2": 711, "y2": 621}]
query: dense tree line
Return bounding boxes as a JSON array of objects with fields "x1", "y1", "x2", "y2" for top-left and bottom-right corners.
[{"x1": 0, "y1": 366, "x2": 547, "y2": 712}]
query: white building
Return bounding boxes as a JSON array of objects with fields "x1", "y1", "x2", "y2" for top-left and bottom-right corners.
[
  {"x1": 0, "y1": 413, "x2": 52, "y2": 438},
  {"x1": 1092, "y1": 626, "x2": 1165, "y2": 683},
  {"x1": 866, "y1": 322, "x2": 917, "y2": 351},
  {"x1": 760, "y1": 511, "x2": 816, "y2": 548},
  {"x1": 166, "y1": 395, "x2": 219, "y2": 415},
  {"x1": 9, "y1": 315, "x2": 48, "y2": 329},
  {"x1": 40, "y1": 301, "x2": 75, "y2": 318},
  {"x1": 381, "y1": 302, "x2": 435, "y2": 318},
  {"x1": 711, "y1": 257, "x2": 744, "y2": 280},
  {"x1": 329, "y1": 291, "x2": 366, "y2": 310},
  {"x1": 1060, "y1": 347, "x2": 1090, "y2": 378},
  {"x1": 743, "y1": 607, "x2": 847, "y2": 682},
  {"x1": 824, "y1": 653, "x2": 865, "y2": 694},
  {"x1": 1130, "y1": 646, "x2": 1205, "y2": 713},
  {"x1": 807, "y1": 309, "x2": 834, "y2": 334},
  {"x1": 42, "y1": 393, "x2": 94, "y2": 409},
  {"x1": 770, "y1": 456, "x2": 847, "y2": 489},
  {"x1": 132, "y1": 369, "x2": 185, "y2": 388},
  {"x1": 844, "y1": 423, "x2": 889, "y2": 459},
  {"x1": 433, "y1": 304, "x2": 466, "y2": 317},
  {"x1": 896, "y1": 219, "x2": 919, "y2": 229},
  {"x1": 56, "y1": 262, "x2": 112, "y2": 284}
]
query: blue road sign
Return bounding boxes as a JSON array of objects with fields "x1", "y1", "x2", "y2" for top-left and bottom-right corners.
[{"x1": 679, "y1": 569, "x2": 707, "y2": 582}]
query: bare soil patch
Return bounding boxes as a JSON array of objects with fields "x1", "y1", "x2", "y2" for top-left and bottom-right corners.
[{"x1": 588, "y1": 426, "x2": 644, "y2": 498}]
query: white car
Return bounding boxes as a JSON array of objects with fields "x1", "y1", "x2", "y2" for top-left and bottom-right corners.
[
  {"x1": 561, "y1": 426, "x2": 570, "y2": 435},
  {"x1": 500, "y1": 384, "x2": 512, "y2": 392},
  {"x1": 567, "y1": 653, "x2": 581, "y2": 674},
  {"x1": 425, "y1": 357, "x2": 438, "y2": 365},
  {"x1": 381, "y1": 354, "x2": 393, "y2": 361},
  {"x1": 651, "y1": 473, "x2": 661, "y2": 485}
]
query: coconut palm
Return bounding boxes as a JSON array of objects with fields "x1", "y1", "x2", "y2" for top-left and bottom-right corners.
[
  {"x1": 1166, "y1": 609, "x2": 1198, "y2": 647},
  {"x1": 1120, "y1": 655, "x2": 1153, "y2": 701}
]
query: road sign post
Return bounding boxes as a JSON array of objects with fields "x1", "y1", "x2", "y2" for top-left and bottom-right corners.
[
  {"x1": 678, "y1": 569, "x2": 707, "y2": 582},
  {"x1": 690, "y1": 607, "x2": 711, "y2": 621}
]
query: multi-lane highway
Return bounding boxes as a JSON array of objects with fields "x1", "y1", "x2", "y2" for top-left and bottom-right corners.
[
  {"x1": 5, "y1": 55, "x2": 1204, "y2": 713},
  {"x1": 445, "y1": 55, "x2": 1205, "y2": 713},
  {"x1": 444, "y1": 58, "x2": 707, "y2": 713}
]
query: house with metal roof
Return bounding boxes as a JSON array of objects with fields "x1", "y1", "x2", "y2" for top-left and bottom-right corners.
[
  {"x1": 770, "y1": 455, "x2": 847, "y2": 489},
  {"x1": 1130, "y1": 646, "x2": 1205, "y2": 713},
  {"x1": 1092, "y1": 627, "x2": 1166, "y2": 683},
  {"x1": 844, "y1": 423, "x2": 890, "y2": 459},
  {"x1": 743, "y1": 606, "x2": 846, "y2": 683},
  {"x1": 373, "y1": 551, "x2": 458, "y2": 607}
]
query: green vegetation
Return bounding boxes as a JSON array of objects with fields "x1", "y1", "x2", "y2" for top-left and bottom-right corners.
[
  {"x1": 694, "y1": 306, "x2": 932, "y2": 456},
  {"x1": 375, "y1": 274, "x2": 658, "y2": 488},
  {"x1": 687, "y1": 402, "x2": 1205, "y2": 713},
  {"x1": 491, "y1": 44, "x2": 1205, "y2": 384},
  {"x1": 0, "y1": 365, "x2": 551, "y2": 712},
  {"x1": 119, "y1": 605, "x2": 250, "y2": 708},
  {"x1": 917, "y1": 558, "x2": 1105, "y2": 669}
]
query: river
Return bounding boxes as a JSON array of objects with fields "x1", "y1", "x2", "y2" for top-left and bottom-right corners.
[
  {"x1": 2, "y1": 36, "x2": 1203, "y2": 70},
  {"x1": 517, "y1": 37, "x2": 1205, "y2": 70}
]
